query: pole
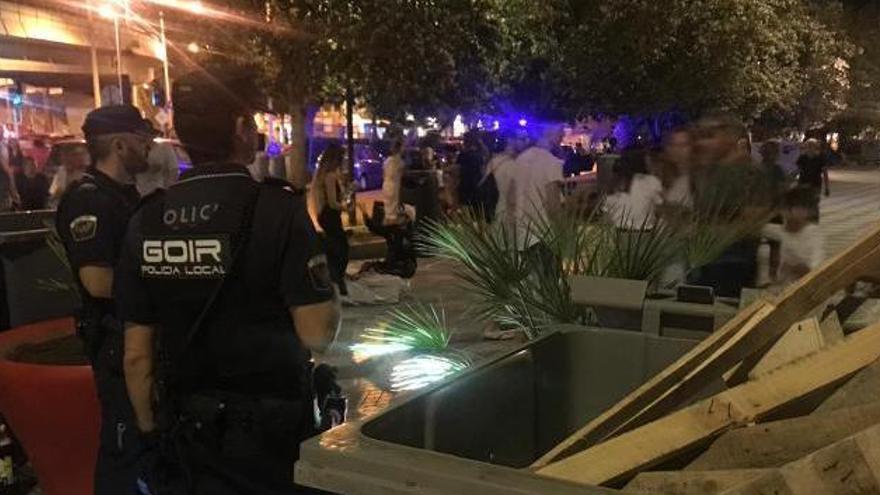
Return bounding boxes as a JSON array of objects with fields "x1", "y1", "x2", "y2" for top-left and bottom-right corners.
[
  {"x1": 159, "y1": 11, "x2": 172, "y2": 135},
  {"x1": 87, "y1": 0, "x2": 102, "y2": 108},
  {"x1": 345, "y1": 86, "x2": 356, "y2": 225},
  {"x1": 114, "y1": 15, "x2": 123, "y2": 99}
]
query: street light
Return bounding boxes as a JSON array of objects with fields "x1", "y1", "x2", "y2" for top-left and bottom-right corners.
[
  {"x1": 98, "y1": 2, "x2": 124, "y2": 98},
  {"x1": 186, "y1": 42, "x2": 201, "y2": 54}
]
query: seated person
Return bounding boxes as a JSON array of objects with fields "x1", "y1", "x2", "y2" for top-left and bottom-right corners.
[{"x1": 762, "y1": 187, "x2": 824, "y2": 285}]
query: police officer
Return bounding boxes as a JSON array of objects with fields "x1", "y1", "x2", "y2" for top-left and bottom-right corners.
[
  {"x1": 115, "y1": 67, "x2": 340, "y2": 494},
  {"x1": 55, "y1": 105, "x2": 158, "y2": 494}
]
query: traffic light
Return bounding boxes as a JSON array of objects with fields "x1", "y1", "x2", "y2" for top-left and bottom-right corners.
[
  {"x1": 9, "y1": 83, "x2": 23, "y2": 124},
  {"x1": 8, "y1": 83, "x2": 23, "y2": 108}
]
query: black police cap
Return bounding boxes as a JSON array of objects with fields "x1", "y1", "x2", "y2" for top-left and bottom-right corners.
[
  {"x1": 172, "y1": 67, "x2": 270, "y2": 118},
  {"x1": 82, "y1": 105, "x2": 160, "y2": 140}
]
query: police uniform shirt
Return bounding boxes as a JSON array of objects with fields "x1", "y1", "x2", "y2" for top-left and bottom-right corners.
[
  {"x1": 56, "y1": 168, "x2": 141, "y2": 314},
  {"x1": 114, "y1": 163, "x2": 334, "y2": 397}
]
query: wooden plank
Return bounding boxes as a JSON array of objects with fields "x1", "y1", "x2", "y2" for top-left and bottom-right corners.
[
  {"x1": 723, "y1": 318, "x2": 825, "y2": 384},
  {"x1": 606, "y1": 239, "x2": 880, "y2": 438},
  {"x1": 687, "y1": 401, "x2": 880, "y2": 470},
  {"x1": 814, "y1": 359, "x2": 880, "y2": 414},
  {"x1": 537, "y1": 226, "x2": 880, "y2": 470},
  {"x1": 746, "y1": 318, "x2": 823, "y2": 379},
  {"x1": 537, "y1": 322, "x2": 880, "y2": 486},
  {"x1": 625, "y1": 469, "x2": 771, "y2": 495},
  {"x1": 529, "y1": 299, "x2": 771, "y2": 469},
  {"x1": 719, "y1": 423, "x2": 880, "y2": 494},
  {"x1": 819, "y1": 310, "x2": 845, "y2": 345}
]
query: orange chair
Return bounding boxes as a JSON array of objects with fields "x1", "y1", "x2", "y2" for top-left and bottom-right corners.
[{"x1": 0, "y1": 318, "x2": 99, "y2": 495}]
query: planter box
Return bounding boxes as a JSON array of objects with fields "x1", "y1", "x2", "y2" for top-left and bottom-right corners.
[
  {"x1": 0, "y1": 319, "x2": 99, "y2": 495},
  {"x1": 296, "y1": 325, "x2": 710, "y2": 494}
]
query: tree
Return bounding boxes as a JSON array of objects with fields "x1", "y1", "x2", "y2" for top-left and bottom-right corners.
[
  {"x1": 206, "y1": 0, "x2": 501, "y2": 184},
  {"x1": 564, "y1": 0, "x2": 852, "y2": 133}
]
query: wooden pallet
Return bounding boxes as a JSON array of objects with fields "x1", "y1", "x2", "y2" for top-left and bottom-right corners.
[{"x1": 534, "y1": 224, "x2": 880, "y2": 493}]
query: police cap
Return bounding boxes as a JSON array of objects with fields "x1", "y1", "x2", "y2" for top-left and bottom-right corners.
[{"x1": 82, "y1": 105, "x2": 160, "y2": 140}]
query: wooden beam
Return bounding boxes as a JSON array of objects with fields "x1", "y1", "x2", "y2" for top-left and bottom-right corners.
[
  {"x1": 537, "y1": 322, "x2": 880, "y2": 486},
  {"x1": 814, "y1": 360, "x2": 880, "y2": 414},
  {"x1": 687, "y1": 401, "x2": 880, "y2": 470},
  {"x1": 820, "y1": 311, "x2": 845, "y2": 345},
  {"x1": 745, "y1": 318, "x2": 824, "y2": 380},
  {"x1": 624, "y1": 469, "x2": 771, "y2": 495},
  {"x1": 719, "y1": 423, "x2": 880, "y2": 494},
  {"x1": 529, "y1": 299, "x2": 771, "y2": 469},
  {"x1": 535, "y1": 225, "x2": 880, "y2": 469}
]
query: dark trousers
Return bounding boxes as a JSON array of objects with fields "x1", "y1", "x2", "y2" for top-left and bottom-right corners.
[
  {"x1": 165, "y1": 394, "x2": 325, "y2": 495},
  {"x1": 317, "y1": 207, "x2": 349, "y2": 295},
  {"x1": 87, "y1": 331, "x2": 143, "y2": 495},
  {"x1": 688, "y1": 239, "x2": 759, "y2": 298}
]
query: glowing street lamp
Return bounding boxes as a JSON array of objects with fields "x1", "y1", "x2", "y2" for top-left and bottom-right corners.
[{"x1": 186, "y1": 42, "x2": 201, "y2": 54}]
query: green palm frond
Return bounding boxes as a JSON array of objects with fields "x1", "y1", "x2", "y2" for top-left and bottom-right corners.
[{"x1": 360, "y1": 302, "x2": 452, "y2": 352}]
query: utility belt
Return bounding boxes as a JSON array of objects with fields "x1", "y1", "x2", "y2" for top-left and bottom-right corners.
[
  {"x1": 171, "y1": 391, "x2": 312, "y2": 458},
  {"x1": 76, "y1": 312, "x2": 123, "y2": 374}
]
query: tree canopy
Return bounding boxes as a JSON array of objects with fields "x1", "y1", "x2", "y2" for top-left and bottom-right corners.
[{"x1": 201, "y1": 0, "x2": 866, "y2": 132}]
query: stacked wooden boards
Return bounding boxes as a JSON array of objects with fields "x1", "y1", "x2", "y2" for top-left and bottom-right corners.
[{"x1": 532, "y1": 224, "x2": 880, "y2": 494}]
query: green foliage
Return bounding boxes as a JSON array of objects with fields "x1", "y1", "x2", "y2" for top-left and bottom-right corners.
[
  {"x1": 420, "y1": 199, "x2": 769, "y2": 337},
  {"x1": 360, "y1": 302, "x2": 452, "y2": 353},
  {"x1": 565, "y1": 0, "x2": 852, "y2": 126}
]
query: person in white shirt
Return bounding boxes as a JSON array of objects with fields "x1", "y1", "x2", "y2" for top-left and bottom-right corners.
[
  {"x1": 135, "y1": 140, "x2": 180, "y2": 196},
  {"x1": 481, "y1": 130, "x2": 521, "y2": 227},
  {"x1": 604, "y1": 148, "x2": 663, "y2": 229},
  {"x1": 660, "y1": 127, "x2": 694, "y2": 208},
  {"x1": 762, "y1": 187, "x2": 824, "y2": 285},
  {"x1": 512, "y1": 124, "x2": 564, "y2": 228},
  {"x1": 382, "y1": 139, "x2": 406, "y2": 224}
]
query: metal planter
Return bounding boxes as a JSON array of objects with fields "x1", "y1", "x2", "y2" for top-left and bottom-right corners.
[{"x1": 297, "y1": 325, "x2": 708, "y2": 494}]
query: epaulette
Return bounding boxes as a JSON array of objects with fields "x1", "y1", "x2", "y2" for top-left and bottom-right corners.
[{"x1": 262, "y1": 176, "x2": 305, "y2": 196}]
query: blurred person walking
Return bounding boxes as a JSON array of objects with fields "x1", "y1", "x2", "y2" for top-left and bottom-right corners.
[
  {"x1": 457, "y1": 131, "x2": 489, "y2": 213},
  {"x1": 513, "y1": 124, "x2": 565, "y2": 229},
  {"x1": 312, "y1": 143, "x2": 350, "y2": 297},
  {"x1": 482, "y1": 129, "x2": 522, "y2": 227},
  {"x1": 660, "y1": 127, "x2": 694, "y2": 209},
  {"x1": 48, "y1": 144, "x2": 91, "y2": 208},
  {"x1": 689, "y1": 114, "x2": 769, "y2": 297},
  {"x1": 796, "y1": 138, "x2": 829, "y2": 222},
  {"x1": 14, "y1": 157, "x2": 49, "y2": 210},
  {"x1": 605, "y1": 148, "x2": 664, "y2": 229}
]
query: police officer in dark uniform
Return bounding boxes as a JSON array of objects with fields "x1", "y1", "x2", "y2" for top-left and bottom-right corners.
[
  {"x1": 55, "y1": 105, "x2": 158, "y2": 494},
  {"x1": 115, "y1": 67, "x2": 340, "y2": 494}
]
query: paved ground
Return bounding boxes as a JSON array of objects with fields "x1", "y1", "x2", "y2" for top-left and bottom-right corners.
[
  {"x1": 328, "y1": 166, "x2": 880, "y2": 423},
  {"x1": 819, "y1": 167, "x2": 880, "y2": 256}
]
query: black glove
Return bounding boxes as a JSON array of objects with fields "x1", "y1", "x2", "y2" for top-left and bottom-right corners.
[{"x1": 313, "y1": 364, "x2": 341, "y2": 407}]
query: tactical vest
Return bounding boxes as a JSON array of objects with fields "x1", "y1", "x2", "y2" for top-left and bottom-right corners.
[{"x1": 137, "y1": 177, "x2": 310, "y2": 400}]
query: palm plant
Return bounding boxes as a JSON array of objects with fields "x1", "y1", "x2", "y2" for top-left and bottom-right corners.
[
  {"x1": 351, "y1": 302, "x2": 472, "y2": 391},
  {"x1": 36, "y1": 227, "x2": 80, "y2": 303},
  {"x1": 420, "y1": 193, "x2": 771, "y2": 338}
]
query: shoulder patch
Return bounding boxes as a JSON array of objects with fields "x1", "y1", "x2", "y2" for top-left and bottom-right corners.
[
  {"x1": 70, "y1": 215, "x2": 98, "y2": 242},
  {"x1": 76, "y1": 182, "x2": 98, "y2": 192}
]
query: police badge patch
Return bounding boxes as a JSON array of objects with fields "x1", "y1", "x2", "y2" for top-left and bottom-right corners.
[
  {"x1": 307, "y1": 254, "x2": 333, "y2": 293},
  {"x1": 70, "y1": 215, "x2": 98, "y2": 242}
]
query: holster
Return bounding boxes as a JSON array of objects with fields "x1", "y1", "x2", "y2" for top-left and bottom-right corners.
[{"x1": 178, "y1": 392, "x2": 308, "y2": 459}]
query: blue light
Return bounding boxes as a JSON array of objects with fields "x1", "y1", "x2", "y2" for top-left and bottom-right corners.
[
  {"x1": 518, "y1": 118, "x2": 528, "y2": 127},
  {"x1": 266, "y1": 141, "x2": 282, "y2": 157},
  {"x1": 10, "y1": 94, "x2": 23, "y2": 107}
]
